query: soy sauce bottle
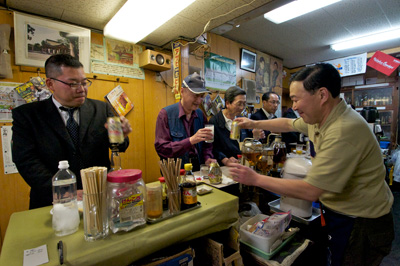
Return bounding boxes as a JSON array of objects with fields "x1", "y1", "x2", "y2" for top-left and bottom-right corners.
[{"x1": 180, "y1": 163, "x2": 197, "y2": 210}]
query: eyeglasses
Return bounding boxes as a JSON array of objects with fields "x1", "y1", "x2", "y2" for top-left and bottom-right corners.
[
  {"x1": 50, "y1": 78, "x2": 92, "y2": 89},
  {"x1": 268, "y1": 100, "x2": 280, "y2": 105}
]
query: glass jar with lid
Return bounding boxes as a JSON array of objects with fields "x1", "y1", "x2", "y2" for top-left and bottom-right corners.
[{"x1": 107, "y1": 169, "x2": 146, "y2": 233}]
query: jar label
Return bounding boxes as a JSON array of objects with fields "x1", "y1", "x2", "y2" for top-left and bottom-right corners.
[
  {"x1": 182, "y1": 188, "x2": 197, "y2": 204},
  {"x1": 119, "y1": 193, "x2": 144, "y2": 223}
]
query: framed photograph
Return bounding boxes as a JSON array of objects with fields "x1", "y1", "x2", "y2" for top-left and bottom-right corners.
[
  {"x1": 240, "y1": 48, "x2": 256, "y2": 72},
  {"x1": 14, "y1": 12, "x2": 91, "y2": 73}
]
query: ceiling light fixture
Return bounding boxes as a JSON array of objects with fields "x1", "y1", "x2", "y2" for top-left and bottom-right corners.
[
  {"x1": 104, "y1": 0, "x2": 196, "y2": 43},
  {"x1": 264, "y1": 0, "x2": 341, "y2": 24},
  {"x1": 331, "y1": 28, "x2": 400, "y2": 51}
]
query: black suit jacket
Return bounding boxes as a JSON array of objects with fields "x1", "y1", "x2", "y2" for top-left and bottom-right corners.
[
  {"x1": 282, "y1": 108, "x2": 300, "y2": 148},
  {"x1": 250, "y1": 109, "x2": 276, "y2": 144},
  {"x1": 12, "y1": 97, "x2": 129, "y2": 209},
  {"x1": 209, "y1": 111, "x2": 249, "y2": 165}
]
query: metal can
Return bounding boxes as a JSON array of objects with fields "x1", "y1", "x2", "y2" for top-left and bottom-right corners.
[
  {"x1": 230, "y1": 121, "x2": 240, "y2": 140},
  {"x1": 107, "y1": 117, "x2": 124, "y2": 145}
]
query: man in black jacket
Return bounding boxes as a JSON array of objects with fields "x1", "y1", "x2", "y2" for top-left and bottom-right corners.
[
  {"x1": 209, "y1": 86, "x2": 249, "y2": 166},
  {"x1": 12, "y1": 54, "x2": 132, "y2": 209},
  {"x1": 250, "y1": 92, "x2": 280, "y2": 144}
]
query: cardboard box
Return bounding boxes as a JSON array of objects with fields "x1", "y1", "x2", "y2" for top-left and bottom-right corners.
[
  {"x1": 133, "y1": 245, "x2": 194, "y2": 266},
  {"x1": 193, "y1": 227, "x2": 243, "y2": 266}
]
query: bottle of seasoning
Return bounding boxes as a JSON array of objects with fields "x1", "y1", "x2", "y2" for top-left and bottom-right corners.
[
  {"x1": 158, "y1": 177, "x2": 168, "y2": 210},
  {"x1": 180, "y1": 163, "x2": 197, "y2": 210},
  {"x1": 209, "y1": 162, "x2": 222, "y2": 184}
]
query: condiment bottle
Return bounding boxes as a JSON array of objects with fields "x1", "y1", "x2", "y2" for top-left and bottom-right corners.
[
  {"x1": 52, "y1": 160, "x2": 80, "y2": 236},
  {"x1": 209, "y1": 162, "x2": 222, "y2": 184},
  {"x1": 158, "y1": 177, "x2": 168, "y2": 210},
  {"x1": 180, "y1": 163, "x2": 197, "y2": 210}
]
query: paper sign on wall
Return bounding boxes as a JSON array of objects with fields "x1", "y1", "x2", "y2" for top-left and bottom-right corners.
[{"x1": 367, "y1": 51, "x2": 400, "y2": 76}]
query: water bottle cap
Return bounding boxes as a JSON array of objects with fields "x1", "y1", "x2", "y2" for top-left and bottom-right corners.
[
  {"x1": 58, "y1": 160, "x2": 69, "y2": 169},
  {"x1": 107, "y1": 169, "x2": 142, "y2": 183}
]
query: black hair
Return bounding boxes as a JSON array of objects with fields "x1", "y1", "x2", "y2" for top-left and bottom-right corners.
[
  {"x1": 290, "y1": 63, "x2": 341, "y2": 98},
  {"x1": 224, "y1": 86, "x2": 246, "y2": 105},
  {"x1": 45, "y1": 54, "x2": 83, "y2": 78},
  {"x1": 261, "y1": 91, "x2": 280, "y2": 102}
]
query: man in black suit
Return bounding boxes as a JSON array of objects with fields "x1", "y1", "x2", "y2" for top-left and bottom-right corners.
[
  {"x1": 250, "y1": 92, "x2": 280, "y2": 144},
  {"x1": 282, "y1": 107, "x2": 301, "y2": 149},
  {"x1": 12, "y1": 54, "x2": 132, "y2": 209}
]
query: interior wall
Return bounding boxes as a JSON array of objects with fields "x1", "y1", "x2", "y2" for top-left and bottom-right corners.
[
  {"x1": 0, "y1": 10, "x2": 177, "y2": 246},
  {"x1": 0, "y1": 13, "x2": 287, "y2": 247}
]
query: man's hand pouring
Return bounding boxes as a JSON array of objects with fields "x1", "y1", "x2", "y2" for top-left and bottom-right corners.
[{"x1": 229, "y1": 163, "x2": 260, "y2": 186}]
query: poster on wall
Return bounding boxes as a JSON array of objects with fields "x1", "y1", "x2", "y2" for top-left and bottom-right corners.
[
  {"x1": 14, "y1": 12, "x2": 91, "y2": 73},
  {"x1": 255, "y1": 52, "x2": 283, "y2": 93},
  {"x1": 0, "y1": 82, "x2": 26, "y2": 122},
  {"x1": 204, "y1": 52, "x2": 236, "y2": 91},
  {"x1": 1, "y1": 126, "x2": 18, "y2": 174},
  {"x1": 270, "y1": 56, "x2": 283, "y2": 90},
  {"x1": 90, "y1": 38, "x2": 145, "y2": 80},
  {"x1": 324, "y1": 53, "x2": 367, "y2": 77}
]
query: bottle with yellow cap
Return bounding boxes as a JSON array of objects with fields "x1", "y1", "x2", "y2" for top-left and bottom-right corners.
[{"x1": 180, "y1": 163, "x2": 197, "y2": 210}]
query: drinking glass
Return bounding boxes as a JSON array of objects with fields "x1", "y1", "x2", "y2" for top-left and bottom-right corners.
[
  {"x1": 200, "y1": 164, "x2": 209, "y2": 179},
  {"x1": 83, "y1": 192, "x2": 109, "y2": 241},
  {"x1": 205, "y1": 124, "x2": 214, "y2": 143}
]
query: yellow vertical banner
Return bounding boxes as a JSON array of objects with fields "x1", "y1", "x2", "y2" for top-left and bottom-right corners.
[{"x1": 172, "y1": 41, "x2": 181, "y2": 101}]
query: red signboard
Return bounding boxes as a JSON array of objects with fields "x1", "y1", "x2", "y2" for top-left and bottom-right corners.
[{"x1": 367, "y1": 51, "x2": 400, "y2": 76}]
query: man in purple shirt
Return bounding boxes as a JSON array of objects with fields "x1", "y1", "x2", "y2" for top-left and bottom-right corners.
[{"x1": 154, "y1": 73, "x2": 216, "y2": 171}]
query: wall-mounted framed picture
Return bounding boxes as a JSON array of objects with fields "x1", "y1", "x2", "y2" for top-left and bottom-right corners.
[
  {"x1": 240, "y1": 48, "x2": 256, "y2": 73},
  {"x1": 14, "y1": 12, "x2": 91, "y2": 73}
]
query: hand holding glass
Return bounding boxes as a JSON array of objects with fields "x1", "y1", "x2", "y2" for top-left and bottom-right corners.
[{"x1": 205, "y1": 124, "x2": 214, "y2": 143}]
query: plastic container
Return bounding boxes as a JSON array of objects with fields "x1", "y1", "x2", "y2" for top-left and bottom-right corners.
[
  {"x1": 107, "y1": 169, "x2": 146, "y2": 233},
  {"x1": 240, "y1": 214, "x2": 280, "y2": 253},
  {"x1": 280, "y1": 157, "x2": 313, "y2": 218},
  {"x1": 52, "y1": 160, "x2": 80, "y2": 236}
]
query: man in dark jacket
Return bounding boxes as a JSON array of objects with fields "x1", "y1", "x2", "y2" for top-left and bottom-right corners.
[
  {"x1": 250, "y1": 92, "x2": 280, "y2": 144},
  {"x1": 12, "y1": 54, "x2": 132, "y2": 209},
  {"x1": 209, "y1": 86, "x2": 249, "y2": 166}
]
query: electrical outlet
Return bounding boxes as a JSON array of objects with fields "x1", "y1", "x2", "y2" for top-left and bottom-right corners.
[{"x1": 155, "y1": 73, "x2": 162, "y2": 82}]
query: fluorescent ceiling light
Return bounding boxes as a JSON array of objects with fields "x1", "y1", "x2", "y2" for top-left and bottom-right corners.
[
  {"x1": 104, "y1": 0, "x2": 196, "y2": 43},
  {"x1": 331, "y1": 28, "x2": 400, "y2": 51},
  {"x1": 264, "y1": 0, "x2": 341, "y2": 24}
]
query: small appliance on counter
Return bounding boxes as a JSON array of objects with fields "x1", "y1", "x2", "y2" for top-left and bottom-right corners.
[
  {"x1": 280, "y1": 156, "x2": 313, "y2": 218},
  {"x1": 360, "y1": 106, "x2": 383, "y2": 141}
]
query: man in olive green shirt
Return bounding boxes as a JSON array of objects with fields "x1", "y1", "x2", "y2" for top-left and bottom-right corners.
[{"x1": 231, "y1": 63, "x2": 394, "y2": 266}]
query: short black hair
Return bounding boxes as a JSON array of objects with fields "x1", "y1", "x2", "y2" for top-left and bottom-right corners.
[
  {"x1": 262, "y1": 91, "x2": 279, "y2": 102},
  {"x1": 224, "y1": 86, "x2": 246, "y2": 105},
  {"x1": 45, "y1": 54, "x2": 83, "y2": 78},
  {"x1": 290, "y1": 63, "x2": 341, "y2": 98}
]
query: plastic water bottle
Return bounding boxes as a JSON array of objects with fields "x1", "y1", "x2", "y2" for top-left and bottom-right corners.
[{"x1": 52, "y1": 160, "x2": 80, "y2": 236}]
